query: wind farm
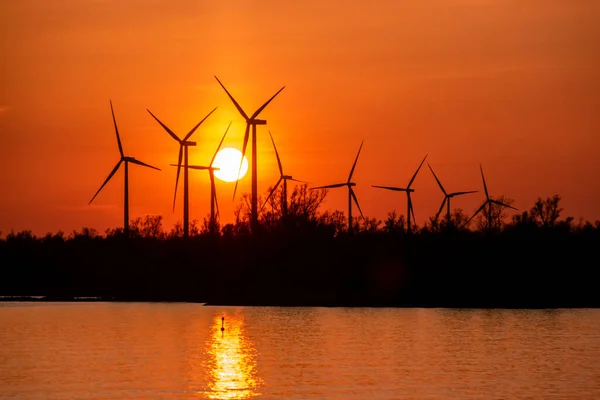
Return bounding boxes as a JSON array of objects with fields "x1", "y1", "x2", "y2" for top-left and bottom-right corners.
[
  {"x1": 214, "y1": 76, "x2": 285, "y2": 232},
  {"x1": 3, "y1": 4, "x2": 600, "y2": 400},
  {"x1": 2, "y1": 71, "x2": 600, "y2": 313},
  {"x1": 146, "y1": 107, "x2": 217, "y2": 238},
  {"x1": 372, "y1": 155, "x2": 428, "y2": 233},
  {"x1": 466, "y1": 165, "x2": 518, "y2": 230},
  {"x1": 261, "y1": 131, "x2": 305, "y2": 217},
  {"x1": 88, "y1": 101, "x2": 161, "y2": 236},
  {"x1": 428, "y1": 163, "x2": 478, "y2": 223},
  {"x1": 175, "y1": 121, "x2": 232, "y2": 233},
  {"x1": 310, "y1": 141, "x2": 365, "y2": 233}
]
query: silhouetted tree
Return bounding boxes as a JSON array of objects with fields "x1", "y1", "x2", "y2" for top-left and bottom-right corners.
[
  {"x1": 355, "y1": 216, "x2": 382, "y2": 233},
  {"x1": 318, "y1": 210, "x2": 346, "y2": 236},
  {"x1": 530, "y1": 194, "x2": 563, "y2": 228},
  {"x1": 383, "y1": 211, "x2": 406, "y2": 234},
  {"x1": 129, "y1": 215, "x2": 165, "y2": 239}
]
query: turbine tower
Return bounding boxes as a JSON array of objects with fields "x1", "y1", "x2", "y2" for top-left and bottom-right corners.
[
  {"x1": 372, "y1": 154, "x2": 427, "y2": 232},
  {"x1": 214, "y1": 76, "x2": 285, "y2": 231},
  {"x1": 174, "y1": 122, "x2": 232, "y2": 233},
  {"x1": 310, "y1": 141, "x2": 365, "y2": 234},
  {"x1": 146, "y1": 107, "x2": 217, "y2": 238},
  {"x1": 89, "y1": 100, "x2": 161, "y2": 236},
  {"x1": 260, "y1": 131, "x2": 305, "y2": 216},
  {"x1": 466, "y1": 164, "x2": 518, "y2": 230},
  {"x1": 428, "y1": 163, "x2": 477, "y2": 222}
]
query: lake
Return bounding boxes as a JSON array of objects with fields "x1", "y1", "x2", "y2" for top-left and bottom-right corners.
[{"x1": 1, "y1": 303, "x2": 599, "y2": 399}]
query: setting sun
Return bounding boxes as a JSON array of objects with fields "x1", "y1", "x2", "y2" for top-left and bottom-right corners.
[{"x1": 213, "y1": 148, "x2": 249, "y2": 182}]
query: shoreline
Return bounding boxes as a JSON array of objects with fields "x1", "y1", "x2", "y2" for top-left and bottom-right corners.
[{"x1": 2, "y1": 296, "x2": 599, "y2": 309}]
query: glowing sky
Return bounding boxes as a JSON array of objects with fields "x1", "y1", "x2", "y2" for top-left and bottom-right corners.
[{"x1": 1, "y1": 0, "x2": 599, "y2": 235}]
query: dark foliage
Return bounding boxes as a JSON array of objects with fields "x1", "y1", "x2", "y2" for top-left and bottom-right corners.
[{"x1": 1, "y1": 190, "x2": 599, "y2": 308}]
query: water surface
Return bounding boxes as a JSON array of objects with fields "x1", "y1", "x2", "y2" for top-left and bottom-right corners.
[{"x1": 1, "y1": 303, "x2": 599, "y2": 399}]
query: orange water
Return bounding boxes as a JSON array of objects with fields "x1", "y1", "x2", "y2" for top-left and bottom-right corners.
[{"x1": 1, "y1": 303, "x2": 599, "y2": 399}]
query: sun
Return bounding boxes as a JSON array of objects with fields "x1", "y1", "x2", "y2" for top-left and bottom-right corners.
[{"x1": 213, "y1": 148, "x2": 249, "y2": 182}]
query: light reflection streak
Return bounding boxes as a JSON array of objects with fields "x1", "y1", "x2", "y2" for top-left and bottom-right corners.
[{"x1": 204, "y1": 313, "x2": 262, "y2": 399}]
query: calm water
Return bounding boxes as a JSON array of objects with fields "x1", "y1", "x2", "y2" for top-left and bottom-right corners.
[{"x1": 1, "y1": 303, "x2": 599, "y2": 399}]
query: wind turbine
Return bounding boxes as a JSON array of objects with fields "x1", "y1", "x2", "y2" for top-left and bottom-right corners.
[
  {"x1": 146, "y1": 107, "x2": 217, "y2": 238},
  {"x1": 310, "y1": 141, "x2": 364, "y2": 233},
  {"x1": 260, "y1": 131, "x2": 305, "y2": 216},
  {"x1": 89, "y1": 100, "x2": 161, "y2": 236},
  {"x1": 428, "y1": 163, "x2": 477, "y2": 222},
  {"x1": 372, "y1": 154, "x2": 427, "y2": 232},
  {"x1": 172, "y1": 122, "x2": 232, "y2": 233},
  {"x1": 466, "y1": 164, "x2": 518, "y2": 230},
  {"x1": 214, "y1": 76, "x2": 285, "y2": 231}
]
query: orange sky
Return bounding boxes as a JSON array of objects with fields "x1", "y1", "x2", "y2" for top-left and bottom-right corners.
[{"x1": 1, "y1": 0, "x2": 599, "y2": 235}]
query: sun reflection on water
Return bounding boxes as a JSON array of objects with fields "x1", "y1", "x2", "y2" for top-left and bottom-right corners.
[{"x1": 205, "y1": 313, "x2": 262, "y2": 399}]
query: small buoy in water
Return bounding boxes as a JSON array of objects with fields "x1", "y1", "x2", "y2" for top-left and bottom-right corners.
[{"x1": 221, "y1": 317, "x2": 225, "y2": 332}]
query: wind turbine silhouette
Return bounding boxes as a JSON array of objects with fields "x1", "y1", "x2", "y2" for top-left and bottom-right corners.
[
  {"x1": 214, "y1": 76, "x2": 285, "y2": 231},
  {"x1": 466, "y1": 164, "x2": 518, "y2": 229},
  {"x1": 372, "y1": 154, "x2": 427, "y2": 232},
  {"x1": 89, "y1": 100, "x2": 161, "y2": 236},
  {"x1": 172, "y1": 122, "x2": 232, "y2": 233},
  {"x1": 260, "y1": 131, "x2": 305, "y2": 216},
  {"x1": 428, "y1": 163, "x2": 477, "y2": 223},
  {"x1": 146, "y1": 107, "x2": 217, "y2": 238},
  {"x1": 310, "y1": 141, "x2": 364, "y2": 233}
]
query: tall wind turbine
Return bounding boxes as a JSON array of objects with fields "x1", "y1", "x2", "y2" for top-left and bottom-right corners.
[
  {"x1": 146, "y1": 107, "x2": 217, "y2": 238},
  {"x1": 260, "y1": 131, "x2": 305, "y2": 216},
  {"x1": 173, "y1": 122, "x2": 232, "y2": 233},
  {"x1": 89, "y1": 100, "x2": 161, "y2": 235},
  {"x1": 372, "y1": 154, "x2": 427, "y2": 232},
  {"x1": 428, "y1": 163, "x2": 477, "y2": 222},
  {"x1": 214, "y1": 76, "x2": 285, "y2": 231},
  {"x1": 310, "y1": 141, "x2": 365, "y2": 233},
  {"x1": 466, "y1": 164, "x2": 518, "y2": 229}
]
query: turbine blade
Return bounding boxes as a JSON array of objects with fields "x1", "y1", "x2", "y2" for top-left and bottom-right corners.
[
  {"x1": 210, "y1": 121, "x2": 232, "y2": 167},
  {"x1": 310, "y1": 183, "x2": 346, "y2": 190},
  {"x1": 110, "y1": 100, "x2": 124, "y2": 158},
  {"x1": 260, "y1": 178, "x2": 282, "y2": 213},
  {"x1": 183, "y1": 106, "x2": 218, "y2": 142},
  {"x1": 211, "y1": 174, "x2": 220, "y2": 220},
  {"x1": 146, "y1": 109, "x2": 181, "y2": 143},
  {"x1": 408, "y1": 154, "x2": 428, "y2": 188},
  {"x1": 89, "y1": 160, "x2": 122, "y2": 204},
  {"x1": 289, "y1": 178, "x2": 306, "y2": 183},
  {"x1": 348, "y1": 140, "x2": 364, "y2": 182},
  {"x1": 480, "y1": 164, "x2": 489, "y2": 199},
  {"x1": 450, "y1": 190, "x2": 478, "y2": 197},
  {"x1": 182, "y1": 165, "x2": 210, "y2": 170},
  {"x1": 214, "y1": 76, "x2": 249, "y2": 121},
  {"x1": 232, "y1": 124, "x2": 250, "y2": 201},
  {"x1": 372, "y1": 185, "x2": 408, "y2": 192},
  {"x1": 466, "y1": 202, "x2": 487, "y2": 225},
  {"x1": 350, "y1": 188, "x2": 364, "y2": 218},
  {"x1": 128, "y1": 158, "x2": 161, "y2": 171},
  {"x1": 490, "y1": 199, "x2": 518, "y2": 210},
  {"x1": 436, "y1": 197, "x2": 447, "y2": 220},
  {"x1": 213, "y1": 186, "x2": 220, "y2": 220},
  {"x1": 428, "y1": 163, "x2": 446, "y2": 195},
  {"x1": 250, "y1": 86, "x2": 286, "y2": 120},
  {"x1": 269, "y1": 131, "x2": 284, "y2": 176},
  {"x1": 173, "y1": 145, "x2": 183, "y2": 211}
]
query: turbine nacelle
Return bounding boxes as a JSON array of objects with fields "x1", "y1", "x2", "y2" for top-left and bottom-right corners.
[
  {"x1": 182, "y1": 141, "x2": 196, "y2": 147},
  {"x1": 251, "y1": 119, "x2": 267, "y2": 125}
]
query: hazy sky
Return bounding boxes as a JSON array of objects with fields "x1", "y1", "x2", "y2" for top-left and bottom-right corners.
[{"x1": 1, "y1": 0, "x2": 599, "y2": 235}]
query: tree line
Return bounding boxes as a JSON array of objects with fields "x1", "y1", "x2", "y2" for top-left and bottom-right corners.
[{"x1": 1, "y1": 186, "x2": 598, "y2": 308}]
